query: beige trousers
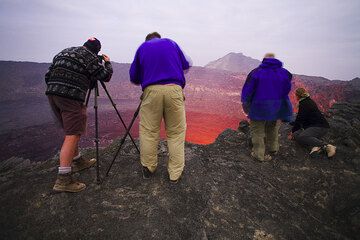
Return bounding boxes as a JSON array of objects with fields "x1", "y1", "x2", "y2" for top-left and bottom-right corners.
[
  {"x1": 250, "y1": 120, "x2": 280, "y2": 160},
  {"x1": 139, "y1": 85, "x2": 186, "y2": 181}
]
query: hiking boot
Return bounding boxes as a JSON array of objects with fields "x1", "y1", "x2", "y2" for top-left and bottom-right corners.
[
  {"x1": 251, "y1": 152, "x2": 272, "y2": 162},
  {"x1": 309, "y1": 146, "x2": 322, "y2": 157},
  {"x1": 72, "y1": 156, "x2": 96, "y2": 172},
  {"x1": 170, "y1": 175, "x2": 182, "y2": 184},
  {"x1": 170, "y1": 179, "x2": 179, "y2": 184},
  {"x1": 142, "y1": 166, "x2": 152, "y2": 179},
  {"x1": 325, "y1": 144, "x2": 336, "y2": 158},
  {"x1": 53, "y1": 173, "x2": 86, "y2": 193}
]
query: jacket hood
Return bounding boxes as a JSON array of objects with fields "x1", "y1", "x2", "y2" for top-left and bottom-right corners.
[{"x1": 260, "y1": 58, "x2": 283, "y2": 68}]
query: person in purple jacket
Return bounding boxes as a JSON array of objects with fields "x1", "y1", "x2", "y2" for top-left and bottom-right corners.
[
  {"x1": 241, "y1": 53, "x2": 293, "y2": 162},
  {"x1": 129, "y1": 32, "x2": 191, "y2": 183}
]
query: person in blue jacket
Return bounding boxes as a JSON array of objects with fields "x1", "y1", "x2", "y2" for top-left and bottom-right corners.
[
  {"x1": 241, "y1": 53, "x2": 293, "y2": 162},
  {"x1": 130, "y1": 32, "x2": 191, "y2": 183}
]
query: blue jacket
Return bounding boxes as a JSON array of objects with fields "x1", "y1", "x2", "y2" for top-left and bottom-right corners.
[
  {"x1": 241, "y1": 58, "x2": 293, "y2": 121},
  {"x1": 129, "y1": 38, "x2": 190, "y2": 90}
]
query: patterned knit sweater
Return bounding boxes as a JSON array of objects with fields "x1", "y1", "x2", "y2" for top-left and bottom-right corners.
[{"x1": 45, "y1": 46, "x2": 113, "y2": 102}]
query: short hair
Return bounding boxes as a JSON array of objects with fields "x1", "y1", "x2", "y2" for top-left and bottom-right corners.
[
  {"x1": 264, "y1": 53, "x2": 275, "y2": 58},
  {"x1": 295, "y1": 87, "x2": 309, "y2": 98},
  {"x1": 145, "y1": 32, "x2": 161, "y2": 41}
]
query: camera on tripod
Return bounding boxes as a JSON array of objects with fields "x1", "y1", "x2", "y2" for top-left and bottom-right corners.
[{"x1": 88, "y1": 55, "x2": 105, "y2": 89}]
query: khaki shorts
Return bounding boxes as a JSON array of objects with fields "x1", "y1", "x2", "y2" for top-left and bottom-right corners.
[{"x1": 48, "y1": 95, "x2": 87, "y2": 135}]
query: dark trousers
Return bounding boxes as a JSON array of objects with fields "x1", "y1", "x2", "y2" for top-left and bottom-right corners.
[{"x1": 293, "y1": 127, "x2": 328, "y2": 148}]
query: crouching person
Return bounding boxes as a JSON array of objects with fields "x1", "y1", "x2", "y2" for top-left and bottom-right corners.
[
  {"x1": 290, "y1": 88, "x2": 336, "y2": 158},
  {"x1": 129, "y1": 32, "x2": 191, "y2": 183},
  {"x1": 45, "y1": 38, "x2": 113, "y2": 192}
]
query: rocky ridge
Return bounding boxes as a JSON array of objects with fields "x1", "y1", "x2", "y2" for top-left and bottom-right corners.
[{"x1": 0, "y1": 102, "x2": 359, "y2": 240}]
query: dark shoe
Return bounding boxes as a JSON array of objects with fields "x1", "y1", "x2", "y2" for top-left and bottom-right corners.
[
  {"x1": 170, "y1": 179, "x2": 179, "y2": 184},
  {"x1": 170, "y1": 176, "x2": 181, "y2": 184},
  {"x1": 269, "y1": 151, "x2": 278, "y2": 156},
  {"x1": 142, "y1": 166, "x2": 152, "y2": 179},
  {"x1": 53, "y1": 173, "x2": 86, "y2": 193},
  {"x1": 72, "y1": 156, "x2": 96, "y2": 172}
]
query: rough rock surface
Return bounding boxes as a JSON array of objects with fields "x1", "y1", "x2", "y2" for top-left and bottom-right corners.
[{"x1": 0, "y1": 103, "x2": 359, "y2": 240}]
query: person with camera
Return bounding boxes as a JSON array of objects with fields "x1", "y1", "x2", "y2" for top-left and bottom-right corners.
[
  {"x1": 45, "y1": 37, "x2": 113, "y2": 193},
  {"x1": 241, "y1": 53, "x2": 293, "y2": 162},
  {"x1": 129, "y1": 32, "x2": 191, "y2": 183}
]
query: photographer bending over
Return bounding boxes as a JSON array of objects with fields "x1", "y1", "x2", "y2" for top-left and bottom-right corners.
[
  {"x1": 290, "y1": 88, "x2": 336, "y2": 158},
  {"x1": 130, "y1": 32, "x2": 191, "y2": 183},
  {"x1": 45, "y1": 37, "x2": 113, "y2": 192}
]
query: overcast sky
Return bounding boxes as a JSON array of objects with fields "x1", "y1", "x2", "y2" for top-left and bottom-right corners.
[{"x1": 0, "y1": 0, "x2": 359, "y2": 80}]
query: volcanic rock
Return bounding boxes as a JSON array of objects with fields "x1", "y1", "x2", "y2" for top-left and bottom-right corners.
[{"x1": 1, "y1": 101, "x2": 359, "y2": 239}]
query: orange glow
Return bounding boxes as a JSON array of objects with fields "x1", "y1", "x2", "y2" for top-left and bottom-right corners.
[
  {"x1": 185, "y1": 111, "x2": 241, "y2": 144},
  {"x1": 83, "y1": 110, "x2": 243, "y2": 146},
  {"x1": 84, "y1": 77, "x2": 347, "y2": 147},
  {"x1": 157, "y1": 112, "x2": 241, "y2": 144}
]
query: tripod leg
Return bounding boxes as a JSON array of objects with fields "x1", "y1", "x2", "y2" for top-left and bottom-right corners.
[
  {"x1": 99, "y1": 81, "x2": 140, "y2": 153},
  {"x1": 105, "y1": 102, "x2": 141, "y2": 177},
  {"x1": 94, "y1": 83, "x2": 101, "y2": 184}
]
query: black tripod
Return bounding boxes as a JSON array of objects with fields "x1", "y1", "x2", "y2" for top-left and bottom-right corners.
[
  {"x1": 105, "y1": 99, "x2": 141, "y2": 177},
  {"x1": 85, "y1": 80, "x2": 140, "y2": 183}
]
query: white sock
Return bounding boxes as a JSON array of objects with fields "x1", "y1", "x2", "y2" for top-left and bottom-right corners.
[
  {"x1": 73, "y1": 153, "x2": 81, "y2": 160},
  {"x1": 58, "y1": 166, "x2": 71, "y2": 175}
]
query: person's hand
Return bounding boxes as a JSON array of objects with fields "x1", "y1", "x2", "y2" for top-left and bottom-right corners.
[
  {"x1": 287, "y1": 132, "x2": 293, "y2": 140},
  {"x1": 102, "y1": 54, "x2": 110, "y2": 62}
]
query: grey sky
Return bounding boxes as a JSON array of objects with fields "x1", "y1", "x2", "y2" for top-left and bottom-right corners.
[{"x1": 0, "y1": 0, "x2": 359, "y2": 80}]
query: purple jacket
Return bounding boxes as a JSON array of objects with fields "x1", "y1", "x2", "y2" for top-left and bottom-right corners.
[
  {"x1": 129, "y1": 38, "x2": 190, "y2": 90},
  {"x1": 241, "y1": 58, "x2": 293, "y2": 121}
]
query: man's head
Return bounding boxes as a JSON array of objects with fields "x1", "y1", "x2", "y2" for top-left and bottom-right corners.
[
  {"x1": 264, "y1": 53, "x2": 275, "y2": 58},
  {"x1": 145, "y1": 32, "x2": 161, "y2": 41},
  {"x1": 83, "y1": 37, "x2": 101, "y2": 54}
]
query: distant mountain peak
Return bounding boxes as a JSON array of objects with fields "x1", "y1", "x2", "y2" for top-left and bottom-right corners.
[
  {"x1": 226, "y1": 52, "x2": 243, "y2": 56},
  {"x1": 205, "y1": 52, "x2": 261, "y2": 74}
]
